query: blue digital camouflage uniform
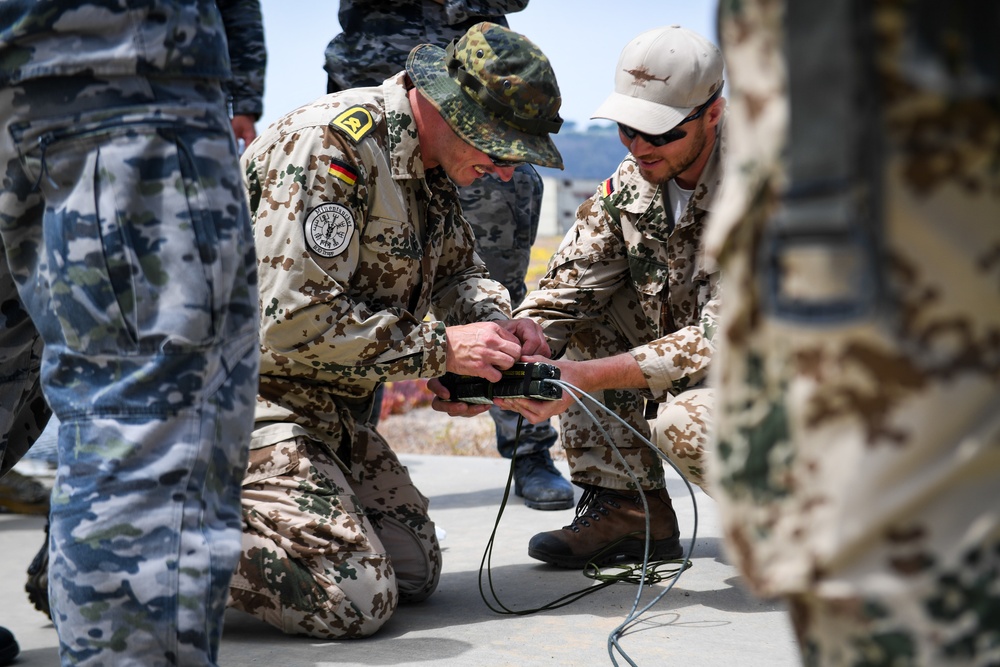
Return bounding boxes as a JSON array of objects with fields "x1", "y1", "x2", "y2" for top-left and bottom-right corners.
[
  {"x1": 709, "y1": 1, "x2": 1000, "y2": 664},
  {"x1": 324, "y1": 0, "x2": 530, "y2": 93},
  {"x1": 217, "y1": 0, "x2": 267, "y2": 119},
  {"x1": 10, "y1": 0, "x2": 268, "y2": 474},
  {"x1": 230, "y1": 72, "x2": 514, "y2": 638},
  {"x1": 515, "y1": 134, "x2": 724, "y2": 493},
  {"x1": 0, "y1": 1, "x2": 261, "y2": 665},
  {"x1": 324, "y1": 0, "x2": 561, "y2": 462}
]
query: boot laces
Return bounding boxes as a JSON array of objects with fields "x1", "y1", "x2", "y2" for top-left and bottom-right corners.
[
  {"x1": 565, "y1": 486, "x2": 629, "y2": 532},
  {"x1": 514, "y1": 450, "x2": 559, "y2": 476}
]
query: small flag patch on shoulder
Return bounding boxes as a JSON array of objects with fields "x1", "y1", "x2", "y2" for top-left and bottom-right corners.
[
  {"x1": 599, "y1": 177, "x2": 615, "y2": 198},
  {"x1": 328, "y1": 158, "x2": 358, "y2": 186}
]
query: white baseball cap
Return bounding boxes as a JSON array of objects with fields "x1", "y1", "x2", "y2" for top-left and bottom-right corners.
[{"x1": 592, "y1": 25, "x2": 724, "y2": 134}]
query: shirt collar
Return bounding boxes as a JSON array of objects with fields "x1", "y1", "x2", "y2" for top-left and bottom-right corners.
[{"x1": 383, "y1": 73, "x2": 427, "y2": 181}]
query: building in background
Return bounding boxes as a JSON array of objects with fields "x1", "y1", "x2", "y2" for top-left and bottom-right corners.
[{"x1": 538, "y1": 178, "x2": 601, "y2": 237}]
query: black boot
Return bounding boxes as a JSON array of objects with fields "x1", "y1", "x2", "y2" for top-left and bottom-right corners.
[
  {"x1": 0, "y1": 626, "x2": 19, "y2": 667},
  {"x1": 25, "y1": 520, "x2": 51, "y2": 619},
  {"x1": 512, "y1": 450, "x2": 574, "y2": 510},
  {"x1": 528, "y1": 485, "x2": 682, "y2": 568}
]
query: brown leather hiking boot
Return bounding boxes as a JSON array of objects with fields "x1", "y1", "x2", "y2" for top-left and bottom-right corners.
[{"x1": 527, "y1": 485, "x2": 683, "y2": 568}]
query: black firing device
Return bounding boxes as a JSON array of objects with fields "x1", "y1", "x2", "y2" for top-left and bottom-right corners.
[{"x1": 439, "y1": 361, "x2": 562, "y2": 404}]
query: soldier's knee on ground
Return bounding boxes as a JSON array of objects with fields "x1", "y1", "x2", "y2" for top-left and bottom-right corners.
[
  {"x1": 377, "y1": 515, "x2": 441, "y2": 603},
  {"x1": 230, "y1": 552, "x2": 399, "y2": 640},
  {"x1": 319, "y1": 570, "x2": 399, "y2": 639},
  {"x1": 652, "y1": 390, "x2": 713, "y2": 495}
]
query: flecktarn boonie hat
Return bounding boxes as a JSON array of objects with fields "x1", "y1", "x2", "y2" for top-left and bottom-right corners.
[
  {"x1": 592, "y1": 25, "x2": 724, "y2": 134},
  {"x1": 407, "y1": 22, "x2": 564, "y2": 169}
]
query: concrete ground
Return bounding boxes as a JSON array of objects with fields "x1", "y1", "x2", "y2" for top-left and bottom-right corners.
[{"x1": 0, "y1": 454, "x2": 799, "y2": 667}]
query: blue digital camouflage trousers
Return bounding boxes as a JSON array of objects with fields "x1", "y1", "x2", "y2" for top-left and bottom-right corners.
[
  {"x1": 458, "y1": 165, "x2": 559, "y2": 458},
  {"x1": 0, "y1": 75, "x2": 260, "y2": 666}
]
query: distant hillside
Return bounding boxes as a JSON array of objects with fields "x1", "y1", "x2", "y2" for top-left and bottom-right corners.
[{"x1": 536, "y1": 122, "x2": 628, "y2": 180}]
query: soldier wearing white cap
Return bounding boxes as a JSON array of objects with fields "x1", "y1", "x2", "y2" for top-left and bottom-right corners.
[{"x1": 485, "y1": 26, "x2": 726, "y2": 568}]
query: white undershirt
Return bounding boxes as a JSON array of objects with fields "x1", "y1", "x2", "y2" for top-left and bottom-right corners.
[{"x1": 667, "y1": 179, "x2": 695, "y2": 229}]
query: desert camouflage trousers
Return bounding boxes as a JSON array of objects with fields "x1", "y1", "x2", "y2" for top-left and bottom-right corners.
[
  {"x1": 0, "y1": 75, "x2": 260, "y2": 666},
  {"x1": 459, "y1": 166, "x2": 560, "y2": 458},
  {"x1": 559, "y1": 294, "x2": 713, "y2": 493},
  {"x1": 229, "y1": 427, "x2": 441, "y2": 638}
]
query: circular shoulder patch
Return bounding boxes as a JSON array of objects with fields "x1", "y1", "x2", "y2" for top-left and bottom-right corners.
[{"x1": 304, "y1": 203, "x2": 355, "y2": 258}]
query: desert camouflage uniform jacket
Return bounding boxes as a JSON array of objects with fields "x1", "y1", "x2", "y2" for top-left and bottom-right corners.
[
  {"x1": 243, "y1": 73, "x2": 511, "y2": 451},
  {"x1": 516, "y1": 130, "x2": 723, "y2": 400}
]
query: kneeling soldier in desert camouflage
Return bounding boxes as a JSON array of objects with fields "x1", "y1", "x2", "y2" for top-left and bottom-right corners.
[
  {"x1": 228, "y1": 23, "x2": 564, "y2": 638},
  {"x1": 438, "y1": 26, "x2": 726, "y2": 570}
]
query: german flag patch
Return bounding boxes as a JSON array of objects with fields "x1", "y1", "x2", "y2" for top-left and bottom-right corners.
[
  {"x1": 328, "y1": 158, "x2": 358, "y2": 187},
  {"x1": 599, "y1": 177, "x2": 615, "y2": 199},
  {"x1": 330, "y1": 106, "x2": 374, "y2": 143}
]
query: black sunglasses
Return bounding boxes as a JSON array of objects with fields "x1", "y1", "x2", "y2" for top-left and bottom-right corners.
[{"x1": 618, "y1": 88, "x2": 722, "y2": 147}]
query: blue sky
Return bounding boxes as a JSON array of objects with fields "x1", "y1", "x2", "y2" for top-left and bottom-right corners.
[{"x1": 256, "y1": 1, "x2": 718, "y2": 131}]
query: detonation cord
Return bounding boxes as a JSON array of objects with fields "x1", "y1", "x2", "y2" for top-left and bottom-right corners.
[{"x1": 476, "y1": 378, "x2": 700, "y2": 667}]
